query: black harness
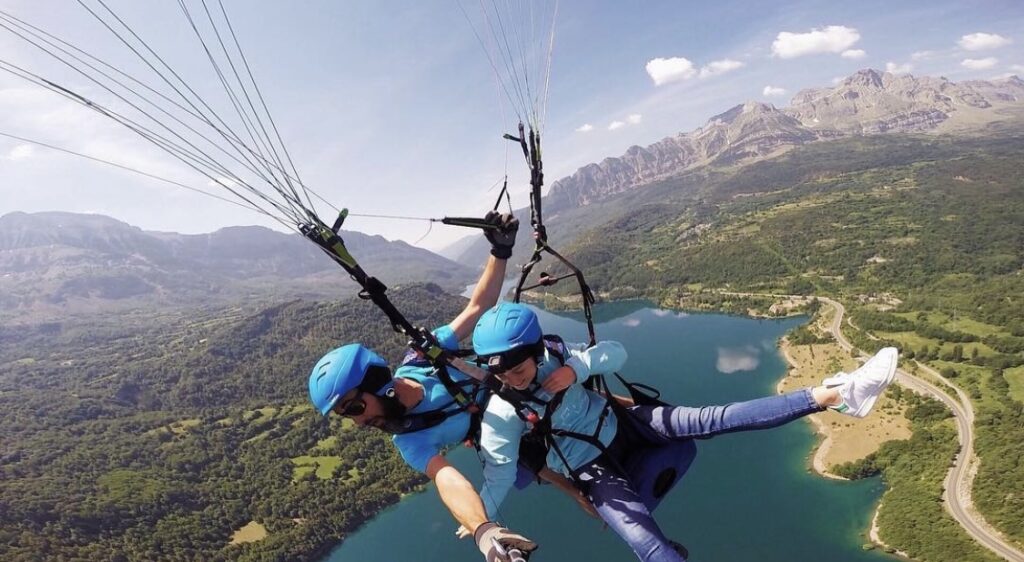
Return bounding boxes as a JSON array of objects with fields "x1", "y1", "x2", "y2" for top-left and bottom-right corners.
[
  {"x1": 515, "y1": 336, "x2": 669, "y2": 489},
  {"x1": 380, "y1": 351, "x2": 492, "y2": 437}
]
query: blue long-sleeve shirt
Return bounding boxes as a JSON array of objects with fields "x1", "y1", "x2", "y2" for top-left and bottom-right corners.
[
  {"x1": 391, "y1": 325, "x2": 474, "y2": 473},
  {"x1": 477, "y1": 339, "x2": 627, "y2": 519}
]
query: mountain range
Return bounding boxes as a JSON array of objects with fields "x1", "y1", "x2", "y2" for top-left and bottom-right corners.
[
  {"x1": 449, "y1": 69, "x2": 1024, "y2": 266},
  {"x1": 0, "y1": 212, "x2": 474, "y2": 320},
  {"x1": 546, "y1": 69, "x2": 1024, "y2": 212}
]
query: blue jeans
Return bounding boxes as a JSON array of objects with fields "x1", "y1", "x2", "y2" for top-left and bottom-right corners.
[{"x1": 575, "y1": 389, "x2": 823, "y2": 562}]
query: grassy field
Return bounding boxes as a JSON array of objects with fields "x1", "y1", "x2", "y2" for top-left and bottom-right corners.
[
  {"x1": 98, "y1": 469, "x2": 170, "y2": 503},
  {"x1": 244, "y1": 406, "x2": 278, "y2": 421},
  {"x1": 875, "y1": 331, "x2": 998, "y2": 359},
  {"x1": 290, "y1": 455, "x2": 342, "y2": 481},
  {"x1": 144, "y1": 417, "x2": 202, "y2": 436},
  {"x1": 1004, "y1": 366, "x2": 1024, "y2": 403},
  {"x1": 893, "y1": 312, "x2": 1010, "y2": 338},
  {"x1": 229, "y1": 520, "x2": 268, "y2": 545},
  {"x1": 314, "y1": 435, "x2": 338, "y2": 450}
]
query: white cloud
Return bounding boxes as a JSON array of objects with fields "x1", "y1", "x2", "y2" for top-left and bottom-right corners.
[
  {"x1": 958, "y1": 33, "x2": 1012, "y2": 51},
  {"x1": 841, "y1": 49, "x2": 866, "y2": 60},
  {"x1": 831, "y1": 76, "x2": 845, "y2": 85},
  {"x1": 911, "y1": 50, "x2": 935, "y2": 61},
  {"x1": 575, "y1": 123, "x2": 594, "y2": 133},
  {"x1": 716, "y1": 346, "x2": 761, "y2": 374},
  {"x1": 762, "y1": 85, "x2": 787, "y2": 97},
  {"x1": 652, "y1": 309, "x2": 689, "y2": 318},
  {"x1": 3, "y1": 144, "x2": 34, "y2": 161},
  {"x1": 962, "y1": 57, "x2": 998, "y2": 70},
  {"x1": 771, "y1": 25, "x2": 860, "y2": 59},
  {"x1": 645, "y1": 57, "x2": 696, "y2": 86},
  {"x1": 699, "y1": 59, "x2": 744, "y2": 78},
  {"x1": 607, "y1": 115, "x2": 642, "y2": 131},
  {"x1": 1012, "y1": 64, "x2": 1024, "y2": 73},
  {"x1": 886, "y1": 61, "x2": 913, "y2": 74},
  {"x1": 622, "y1": 318, "x2": 641, "y2": 327}
]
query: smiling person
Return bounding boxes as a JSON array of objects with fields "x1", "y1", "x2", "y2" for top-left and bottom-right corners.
[
  {"x1": 472, "y1": 302, "x2": 899, "y2": 562},
  {"x1": 306, "y1": 212, "x2": 538, "y2": 562}
]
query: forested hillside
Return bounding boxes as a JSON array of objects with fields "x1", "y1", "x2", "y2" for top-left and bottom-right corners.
[
  {"x1": 0, "y1": 284, "x2": 465, "y2": 561},
  {"x1": 553, "y1": 130, "x2": 1023, "y2": 304}
]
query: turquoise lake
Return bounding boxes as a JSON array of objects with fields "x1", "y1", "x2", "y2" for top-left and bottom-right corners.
[{"x1": 322, "y1": 302, "x2": 893, "y2": 561}]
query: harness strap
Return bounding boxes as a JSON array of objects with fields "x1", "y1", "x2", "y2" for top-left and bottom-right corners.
[{"x1": 505, "y1": 122, "x2": 597, "y2": 347}]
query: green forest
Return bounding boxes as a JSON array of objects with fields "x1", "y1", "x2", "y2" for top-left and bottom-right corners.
[
  {"x1": 0, "y1": 284, "x2": 465, "y2": 561},
  {"x1": 834, "y1": 387, "x2": 1002, "y2": 562}
]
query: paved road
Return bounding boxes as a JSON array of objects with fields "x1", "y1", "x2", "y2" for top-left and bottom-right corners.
[
  {"x1": 818, "y1": 296, "x2": 1024, "y2": 561},
  {"x1": 720, "y1": 292, "x2": 1022, "y2": 560}
]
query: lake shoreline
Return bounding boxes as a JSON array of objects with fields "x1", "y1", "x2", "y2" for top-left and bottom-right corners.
[
  {"x1": 777, "y1": 336, "x2": 847, "y2": 481},
  {"x1": 775, "y1": 311, "x2": 911, "y2": 557}
]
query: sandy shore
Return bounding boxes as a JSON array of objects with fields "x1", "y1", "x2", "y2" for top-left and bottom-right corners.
[{"x1": 777, "y1": 332, "x2": 911, "y2": 477}]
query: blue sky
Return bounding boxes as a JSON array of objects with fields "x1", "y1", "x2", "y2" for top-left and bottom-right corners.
[{"x1": 1, "y1": 0, "x2": 1022, "y2": 250}]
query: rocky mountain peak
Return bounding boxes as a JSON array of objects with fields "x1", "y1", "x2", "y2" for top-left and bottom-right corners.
[
  {"x1": 786, "y1": 68, "x2": 1017, "y2": 133},
  {"x1": 705, "y1": 101, "x2": 779, "y2": 127},
  {"x1": 545, "y1": 69, "x2": 1024, "y2": 214},
  {"x1": 844, "y1": 68, "x2": 885, "y2": 88}
]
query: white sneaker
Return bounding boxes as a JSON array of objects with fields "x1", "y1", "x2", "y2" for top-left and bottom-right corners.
[{"x1": 822, "y1": 347, "x2": 899, "y2": 418}]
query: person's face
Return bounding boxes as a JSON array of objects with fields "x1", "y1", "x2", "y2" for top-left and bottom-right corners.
[
  {"x1": 332, "y1": 389, "x2": 386, "y2": 429},
  {"x1": 495, "y1": 357, "x2": 538, "y2": 390}
]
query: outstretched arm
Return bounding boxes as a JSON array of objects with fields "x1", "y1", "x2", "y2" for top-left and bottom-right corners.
[
  {"x1": 429, "y1": 455, "x2": 537, "y2": 560},
  {"x1": 427, "y1": 455, "x2": 489, "y2": 533}
]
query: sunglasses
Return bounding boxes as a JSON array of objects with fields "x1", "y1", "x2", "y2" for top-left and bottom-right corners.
[{"x1": 332, "y1": 391, "x2": 366, "y2": 417}]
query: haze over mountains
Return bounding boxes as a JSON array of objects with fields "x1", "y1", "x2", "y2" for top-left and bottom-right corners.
[
  {"x1": 0, "y1": 212, "x2": 474, "y2": 319},
  {"x1": 448, "y1": 68, "x2": 1024, "y2": 265}
]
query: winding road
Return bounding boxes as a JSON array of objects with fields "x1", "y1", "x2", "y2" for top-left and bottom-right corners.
[
  {"x1": 818, "y1": 296, "x2": 1024, "y2": 562},
  {"x1": 720, "y1": 292, "x2": 1022, "y2": 559}
]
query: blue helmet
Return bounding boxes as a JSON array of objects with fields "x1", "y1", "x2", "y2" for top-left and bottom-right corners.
[
  {"x1": 308, "y1": 344, "x2": 389, "y2": 416},
  {"x1": 473, "y1": 302, "x2": 543, "y2": 371}
]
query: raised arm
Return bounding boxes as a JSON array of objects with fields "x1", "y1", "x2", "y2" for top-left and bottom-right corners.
[{"x1": 449, "y1": 212, "x2": 519, "y2": 340}]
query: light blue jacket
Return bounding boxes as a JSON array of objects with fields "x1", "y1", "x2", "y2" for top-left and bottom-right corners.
[{"x1": 477, "y1": 339, "x2": 627, "y2": 519}]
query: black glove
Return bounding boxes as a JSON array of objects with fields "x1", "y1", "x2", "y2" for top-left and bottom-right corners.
[
  {"x1": 484, "y1": 211, "x2": 519, "y2": 259},
  {"x1": 474, "y1": 522, "x2": 538, "y2": 562}
]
